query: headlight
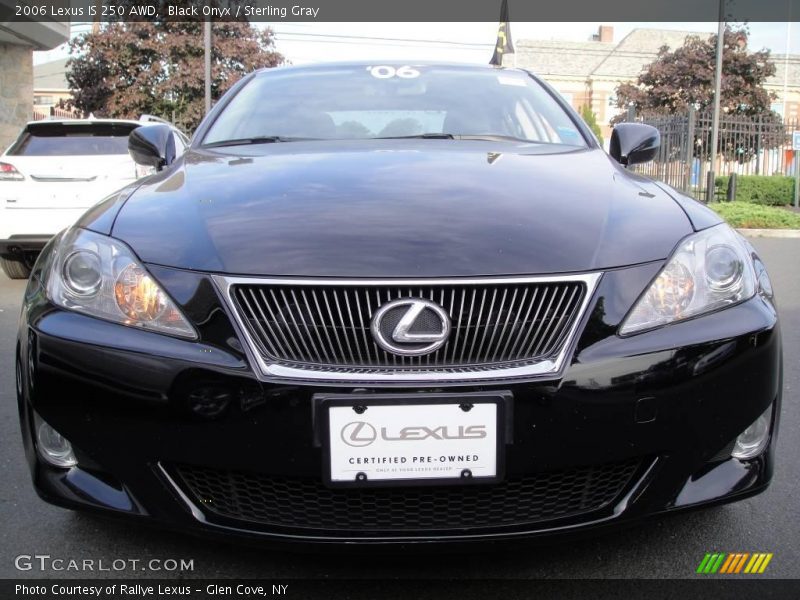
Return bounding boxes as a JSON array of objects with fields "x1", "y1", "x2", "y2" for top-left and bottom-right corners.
[
  {"x1": 48, "y1": 228, "x2": 196, "y2": 339},
  {"x1": 620, "y1": 224, "x2": 756, "y2": 335}
]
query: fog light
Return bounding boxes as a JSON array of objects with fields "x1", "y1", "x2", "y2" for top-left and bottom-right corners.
[
  {"x1": 187, "y1": 386, "x2": 232, "y2": 419},
  {"x1": 35, "y1": 416, "x2": 77, "y2": 468},
  {"x1": 732, "y1": 407, "x2": 772, "y2": 460}
]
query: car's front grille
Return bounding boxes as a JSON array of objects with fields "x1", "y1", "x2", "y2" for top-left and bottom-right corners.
[
  {"x1": 228, "y1": 280, "x2": 588, "y2": 370},
  {"x1": 173, "y1": 459, "x2": 641, "y2": 533}
]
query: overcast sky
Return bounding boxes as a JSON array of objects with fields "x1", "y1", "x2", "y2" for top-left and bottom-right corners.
[
  {"x1": 33, "y1": 21, "x2": 800, "y2": 66},
  {"x1": 264, "y1": 22, "x2": 800, "y2": 66}
]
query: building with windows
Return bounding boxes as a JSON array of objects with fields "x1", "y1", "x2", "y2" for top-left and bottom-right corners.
[
  {"x1": 510, "y1": 26, "x2": 800, "y2": 142},
  {"x1": 33, "y1": 58, "x2": 72, "y2": 117}
]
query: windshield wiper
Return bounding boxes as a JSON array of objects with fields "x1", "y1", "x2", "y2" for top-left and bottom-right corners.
[
  {"x1": 374, "y1": 133, "x2": 455, "y2": 140},
  {"x1": 204, "y1": 133, "x2": 543, "y2": 147},
  {"x1": 455, "y1": 134, "x2": 541, "y2": 143},
  {"x1": 202, "y1": 136, "x2": 315, "y2": 148},
  {"x1": 372, "y1": 133, "x2": 541, "y2": 143}
]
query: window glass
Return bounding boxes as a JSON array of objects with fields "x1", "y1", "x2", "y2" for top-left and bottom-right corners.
[
  {"x1": 9, "y1": 123, "x2": 139, "y2": 156},
  {"x1": 203, "y1": 66, "x2": 587, "y2": 147}
]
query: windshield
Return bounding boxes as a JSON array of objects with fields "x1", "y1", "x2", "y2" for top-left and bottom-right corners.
[
  {"x1": 202, "y1": 65, "x2": 588, "y2": 147},
  {"x1": 8, "y1": 123, "x2": 138, "y2": 156}
]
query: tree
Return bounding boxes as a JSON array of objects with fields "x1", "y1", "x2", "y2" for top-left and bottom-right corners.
[
  {"x1": 337, "y1": 121, "x2": 373, "y2": 138},
  {"x1": 579, "y1": 105, "x2": 603, "y2": 146},
  {"x1": 64, "y1": 21, "x2": 283, "y2": 132},
  {"x1": 613, "y1": 25, "x2": 776, "y2": 120}
]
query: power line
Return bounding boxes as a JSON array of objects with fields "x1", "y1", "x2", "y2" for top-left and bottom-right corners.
[{"x1": 271, "y1": 30, "x2": 494, "y2": 49}]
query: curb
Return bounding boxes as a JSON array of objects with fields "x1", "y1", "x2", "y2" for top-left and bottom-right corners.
[{"x1": 737, "y1": 228, "x2": 800, "y2": 238}]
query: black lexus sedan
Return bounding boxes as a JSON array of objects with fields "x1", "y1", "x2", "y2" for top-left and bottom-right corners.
[{"x1": 16, "y1": 63, "x2": 781, "y2": 546}]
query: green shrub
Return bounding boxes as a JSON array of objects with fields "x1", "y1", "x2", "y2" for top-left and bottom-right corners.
[
  {"x1": 715, "y1": 175, "x2": 794, "y2": 206},
  {"x1": 579, "y1": 105, "x2": 603, "y2": 146},
  {"x1": 711, "y1": 201, "x2": 800, "y2": 229}
]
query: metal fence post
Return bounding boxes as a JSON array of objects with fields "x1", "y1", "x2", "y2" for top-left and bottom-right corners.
[
  {"x1": 795, "y1": 150, "x2": 800, "y2": 208},
  {"x1": 627, "y1": 105, "x2": 636, "y2": 123},
  {"x1": 685, "y1": 105, "x2": 696, "y2": 193},
  {"x1": 706, "y1": 171, "x2": 716, "y2": 204},
  {"x1": 727, "y1": 173, "x2": 737, "y2": 201},
  {"x1": 755, "y1": 115, "x2": 762, "y2": 175}
]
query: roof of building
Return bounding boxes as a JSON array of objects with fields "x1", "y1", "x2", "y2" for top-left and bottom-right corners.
[
  {"x1": 592, "y1": 29, "x2": 698, "y2": 78},
  {"x1": 33, "y1": 58, "x2": 69, "y2": 91},
  {"x1": 515, "y1": 27, "x2": 800, "y2": 89},
  {"x1": 514, "y1": 28, "x2": 699, "y2": 79},
  {"x1": 513, "y1": 39, "x2": 612, "y2": 77}
]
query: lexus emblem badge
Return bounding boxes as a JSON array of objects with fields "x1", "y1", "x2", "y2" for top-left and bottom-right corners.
[{"x1": 370, "y1": 298, "x2": 451, "y2": 356}]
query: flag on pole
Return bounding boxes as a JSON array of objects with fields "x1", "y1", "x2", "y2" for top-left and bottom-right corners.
[{"x1": 490, "y1": 0, "x2": 514, "y2": 66}]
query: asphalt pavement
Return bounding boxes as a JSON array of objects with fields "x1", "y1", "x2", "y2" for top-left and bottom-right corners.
[{"x1": 0, "y1": 237, "x2": 797, "y2": 580}]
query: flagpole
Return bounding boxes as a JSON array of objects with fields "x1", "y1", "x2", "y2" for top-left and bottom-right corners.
[
  {"x1": 783, "y1": 18, "x2": 791, "y2": 118},
  {"x1": 489, "y1": 0, "x2": 514, "y2": 67}
]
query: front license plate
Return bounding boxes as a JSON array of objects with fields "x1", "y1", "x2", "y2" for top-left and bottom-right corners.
[{"x1": 324, "y1": 398, "x2": 501, "y2": 486}]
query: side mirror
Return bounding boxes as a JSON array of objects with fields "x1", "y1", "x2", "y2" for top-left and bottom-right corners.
[
  {"x1": 129, "y1": 124, "x2": 176, "y2": 171},
  {"x1": 609, "y1": 123, "x2": 660, "y2": 166}
]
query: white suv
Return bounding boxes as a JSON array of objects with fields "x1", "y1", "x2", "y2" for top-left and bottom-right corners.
[{"x1": 0, "y1": 117, "x2": 187, "y2": 279}]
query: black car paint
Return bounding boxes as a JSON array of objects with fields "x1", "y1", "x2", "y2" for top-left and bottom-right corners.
[
  {"x1": 16, "y1": 64, "x2": 779, "y2": 546},
  {"x1": 17, "y1": 237, "x2": 781, "y2": 544},
  {"x1": 83, "y1": 141, "x2": 696, "y2": 277}
]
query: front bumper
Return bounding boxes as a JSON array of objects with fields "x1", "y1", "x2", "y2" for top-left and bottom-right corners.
[
  {"x1": 16, "y1": 260, "x2": 782, "y2": 546},
  {"x1": 0, "y1": 203, "x2": 90, "y2": 257},
  {"x1": 0, "y1": 234, "x2": 52, "y2": 263}
]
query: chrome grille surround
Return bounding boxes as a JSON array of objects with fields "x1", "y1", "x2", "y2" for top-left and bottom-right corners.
[{"x1": 213, "y1": 273, "x2": 602, "y2": 383}]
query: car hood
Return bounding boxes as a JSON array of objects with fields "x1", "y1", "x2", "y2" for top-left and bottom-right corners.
[{"x1": 105, "y1": 141, "x2": 693, "y2": 277}]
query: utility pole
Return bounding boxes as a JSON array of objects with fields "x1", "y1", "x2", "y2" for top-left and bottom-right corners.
[
  {"x1": 707, "y1": 2, "x2": 725, "y2": 203},
  {"x1": 783, "y1": 14, "x2": 791, "y2": 118},
  {"x1": 92, "y1": 0, "x2": 102, "y2": 33},
  {"x1": 204, "y1": 20, "x2": 212, "y2": 115}
]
